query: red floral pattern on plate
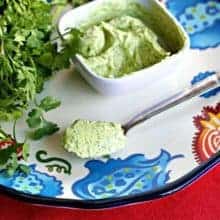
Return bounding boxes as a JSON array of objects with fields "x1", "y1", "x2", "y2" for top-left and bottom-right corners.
[{"x1": 193, "y1": 103, "x2": 220, "y2": 163}]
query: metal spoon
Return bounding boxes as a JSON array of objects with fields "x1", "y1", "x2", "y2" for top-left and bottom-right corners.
[
  {"x1": 63, "y1": 72, "x2": 220, "y2": 158},
  {"x1": 122, "y1": 72, "x2": 220, "y2": 134}
]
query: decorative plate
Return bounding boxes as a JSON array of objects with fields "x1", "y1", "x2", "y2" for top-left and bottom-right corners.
[{"x1": 0, "y1": 0, "x2": 219, "y2": 209}]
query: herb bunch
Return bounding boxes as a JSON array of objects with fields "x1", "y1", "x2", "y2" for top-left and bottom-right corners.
[
  {"x1": 26, "y1": 96, "x2": 61, "y2": 140},
  {"x1": 0, "y1": 0, "x2": 89, "y2": 175},
  {"x1": 0, "y1": 0, "x2": 63, "y2": 121}
]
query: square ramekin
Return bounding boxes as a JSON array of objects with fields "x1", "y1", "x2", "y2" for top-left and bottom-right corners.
[{"x1": 58, "y1": 0, "x2": 190, "y2": 96}]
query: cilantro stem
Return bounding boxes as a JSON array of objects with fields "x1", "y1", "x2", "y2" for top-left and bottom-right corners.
[
  {"x1": 13, "y1": 120, "x2": 17, "y2": 141},
  {"x1": 0, "y1": 39, "x2": 5, "y2": 55},
  {"x1": 0, "y1": 127, "x2": 9, "y2": 139}
]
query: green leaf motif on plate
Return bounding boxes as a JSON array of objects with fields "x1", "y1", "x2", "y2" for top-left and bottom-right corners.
[{"x1": 36, "y1": 150, "x2": 72, "y2": 175}]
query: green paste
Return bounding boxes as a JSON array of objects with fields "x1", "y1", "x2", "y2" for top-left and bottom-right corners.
[
  {"x1": 74, "y1": 0, "x2": 186, "y2": 78},
  {"x1": 63, "y1": 120, "x2": 126, "y2": 158},
  {"x1": 78, "y1": 15, "x2": 169, "y2": 78}
]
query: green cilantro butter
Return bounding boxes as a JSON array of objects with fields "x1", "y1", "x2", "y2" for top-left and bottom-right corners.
[
  {"x1": 68, "y1": 0, "x2": 187, "y2": 78},
  {"x1": 63, "y1": 120, "x2": 126, "y2": 158},
  {"x1": 77, "y1": 15, "x2": 170, "y2": 78}
]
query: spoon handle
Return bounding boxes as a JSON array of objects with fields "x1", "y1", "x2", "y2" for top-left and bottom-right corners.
[{"x1": 123, "y1": 72, "x2": 220, "y2": 134}]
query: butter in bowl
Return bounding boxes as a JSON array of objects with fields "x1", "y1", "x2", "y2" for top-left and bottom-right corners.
[{"x1": 58, "y1": 0, "x2": 189, "y2": 95}]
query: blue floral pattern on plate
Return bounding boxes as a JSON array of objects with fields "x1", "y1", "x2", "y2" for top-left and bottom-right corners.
[
  {"x1": 191, "y1": 71, "x2": 220, "y2": 98},
  {"x1": 166, "y1": 0, "x2": 220, "y2": 49},
  {"x1": 72, "y1": 150, "x2": 184, "y2": 199},
  {"x1": 0, "y1": 164, "x2": 63, "y2": 197}
]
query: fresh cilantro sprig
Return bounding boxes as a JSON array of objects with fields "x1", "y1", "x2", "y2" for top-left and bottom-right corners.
[
  {"x1": 0, "y1": 95, "x2": 61, "y2": 176},
  {"x1": 0, "y1": 125, "x2": 30, "y2": 176},
  {"x1": 26, "y1": 96, "x2": 61, "y2": 140}
]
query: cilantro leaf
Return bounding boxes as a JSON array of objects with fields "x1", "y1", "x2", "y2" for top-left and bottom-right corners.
[
  {"x1": 30, "y1": 121, "x2": 59, "y2": 140},
  {"x1": 39, "y1": 96, "x2": 61, "y2": 112},
  {"x1": 26, "y1": 96, "x2": 61, "y2": 140},
  {"x1": 26, "y1": 30, "x2": 44, "y2": 49},
  {"x1": 22, "y1": 142, "x2": 30, "y2": 161},
  {"x1": 6, "y1": 153, "x2": 18, "y2": 176},
  {"x1": 0, "y1": 146, "x2": 16, "y2": 165},
  {"x1": 27, "y1": 108, "x2": 42, "y2": 118},
  {"x1": 18, "y1": 164, "x2": 30, "y2": 175},
  {"x1": 26, "y1": 108, "x2": 43, "y2": 128}
]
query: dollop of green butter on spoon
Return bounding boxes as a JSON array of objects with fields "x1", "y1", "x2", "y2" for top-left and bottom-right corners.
[{"x1": 63, "y1": 120, "x2": 126, "y2": 158}]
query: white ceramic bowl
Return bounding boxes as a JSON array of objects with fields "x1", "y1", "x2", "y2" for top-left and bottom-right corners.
[{"x1": 58, "y1": 0, "x2": 190, "y2": 96}]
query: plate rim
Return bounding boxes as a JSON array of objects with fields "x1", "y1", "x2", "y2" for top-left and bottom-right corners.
[
  {"x1": 0, "y1": 151, "x2": 219, "y2": 209},
  {"x1": 1, "y1": 0, "x2": 219, "y2": 210}
]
